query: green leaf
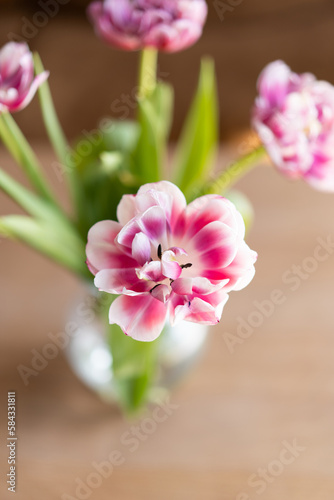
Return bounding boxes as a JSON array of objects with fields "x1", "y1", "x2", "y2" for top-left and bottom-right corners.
[
  {"x1": 0, "y1": 167, "x2": 57, "y2": 221},
  {"x1": 0, "y1": 167, "x2": 84, "y2": 254},
  {"x1": 107, "y1": 321, "x2": 159, "y2": 413},
  {"x1": 134, "y1": 81, "x2": 174, "y2": 182},
  {"x1": 0, "y1": 215, "x2": 88, "y2": 277},
  {"x1": 173, "y1": 58, "x2": 219, "y2": 197},
  {"x1": 150, "y1": 81, "x2": 174, "y2": 145},
  {"x1": 0, "y1": 113, "x2": 56, "y2": 203},
  {"x1": 135, "y1": 99, "x2": 160, "y2": 181}
]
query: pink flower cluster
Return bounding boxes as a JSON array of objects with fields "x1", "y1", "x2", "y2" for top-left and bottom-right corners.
[
  {"x1": 86, "y1": 181, "x2": 257, "y2": 341},
  {"x1": 252, "y1": 60, "x2": 334, "y2": 192},
  {"x1": 0, "y1": 42, "x2": 49, "y2": 114},
  {"x1": 88, "y1": 0, "x2": 208, "y2": 53}
]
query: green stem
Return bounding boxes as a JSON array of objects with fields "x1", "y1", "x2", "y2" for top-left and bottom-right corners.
[
  {"x1": 201, "y1": 145, "x2": 266, "y2": 196},
  {"x1": 138, "y1": 48, "x2": 158, "y2": 100},
  {"x1": 33, "y1": 53, "x2": 69, "y2": 164},
  {"x1": 0, "y1": 113, "x2": 56, "y2": 204},
  {"x1": 33, "y1": 52, "x2": 81, "y2": 217}
]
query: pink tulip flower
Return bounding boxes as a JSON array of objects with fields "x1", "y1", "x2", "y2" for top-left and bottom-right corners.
[
  {"x1": 86, "y1": 181, "x2": 257, "y2": 341},
  {"x1": 252, "y1": 60, "x2": 334, "y2": 192},
  {"x1": 87, "y1": 0, "x2": 208, "y2": 53},
  {"x1": 0, "y1": 42, "x2": 49, "y2": 114}
]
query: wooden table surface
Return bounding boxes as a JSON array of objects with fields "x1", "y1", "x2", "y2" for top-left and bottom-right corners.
[{"x1": 1, "y1": 143, "x2": 334, "y2": 500}]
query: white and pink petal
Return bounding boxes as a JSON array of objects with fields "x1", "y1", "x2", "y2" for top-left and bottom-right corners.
[
  {"x1": 137, "y1": 181, "x2": 186, "y2": 230},
  {"x1": 184, "y1": 196, "x2": 243, "y2": 239},
  {"x1": 150, "y1": 284, "x2": 171, "y2": 303},
  {"x1": 86, "y1": 220, "x2": 136, "y2": 273},
  {"x1": 257, "y1": 60, "x2": 291, "y2": 109},
  {"x1": 219, "y1": 241, "x2": 258, "y2": 292},
  {"x1": 94, "y1": 268, "x2": 151, "y2": 295},
  {"x1": 169, "y1": 292, "x2": 228, "y2": 326},
  {"x1": 109, "y1": 294, "x2": 168, "y2": 342},
  {"x1": 138, "y1": 206, "x2": 169, "y2": 246},
  {"x1": 192, "y1": 221, "x2": 238, "y2": 269},
  {"x1": 171, "y1": 276, "x2": 228, "y2": 296},
  {"x1": 117, "y1": 194, "x2": 137, "y2": 225},
  {"x1": 131, "y1": 232, "x2": 151, "y2": 265},
  {"x1": 137, "y1": 260, "x2": 164, "y2": 282},
  {"x1": 161, "y1": 250, "x2": 182, "y2": 280}
]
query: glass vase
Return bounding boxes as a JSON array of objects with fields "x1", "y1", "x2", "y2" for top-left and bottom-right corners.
[{"x1": 65, "y1": 289, "x2": 208, "y2": 408}]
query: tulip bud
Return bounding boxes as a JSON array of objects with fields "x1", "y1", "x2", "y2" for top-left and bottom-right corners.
[{"x1": 0, "y1": 42, "x2": 49, "y2": 114}]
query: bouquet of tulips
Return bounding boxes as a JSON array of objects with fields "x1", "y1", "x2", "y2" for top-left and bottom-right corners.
[{"x1": 1, "y1": 0, "x2": 333, "y2": 412}]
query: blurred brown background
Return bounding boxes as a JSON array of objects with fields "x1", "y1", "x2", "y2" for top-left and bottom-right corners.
[
  {"x1": 1, "y1": 2, "x2": 334, "y2": 500},
  {"x1": 0, "y1": 0, "x2": 334, "y2": 141}
]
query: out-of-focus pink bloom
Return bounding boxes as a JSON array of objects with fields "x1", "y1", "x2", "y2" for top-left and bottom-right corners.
[
  {"x1": 0, "y1": 42, "x2": 49, "y2": 114},
  {"x1": 252, "y1": 60, "x2": 334, "y2": 192},
  {"x1": 86, "y1": 181, "x2": 257, "y2": 342},
  {"x1": 87, "y1": 0, "x2": 208, "y2": 53}
]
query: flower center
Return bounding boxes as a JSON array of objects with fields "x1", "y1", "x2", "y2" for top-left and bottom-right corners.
[{"x1": 136, "y1": 243, "x2": 192, "y2": 303}]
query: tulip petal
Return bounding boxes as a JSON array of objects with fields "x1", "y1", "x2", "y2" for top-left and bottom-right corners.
[
  {"x1": 258, "y1": 60, "x2": 291, "y2": 108},
  {"x1": 117, "y1": 194, "x2": 137, "y2": 225},
  {"x1": 222, "y1": 242, "x2": 258, "y2": 291},
  {"x1": 203, "y1": 242, "x2": 257, "y2": 291},
  {"x1": 171, "y1": 277, "x2": 228, "y2": 296},
  {"x1": 137, "y1": 260, "x2": 164, "y2": 282},
  {"x1": 14, "y1": 71, "x2": 49, "y2": 112},
  {"x1": 185, "y1": 196, "x2": 245, "y2": 240},
  {"x1": 117, "y1": 217, "x2": 141, "y2": 249},
  {"x1": 161, "y1": 250, "x2": 182, "y2": 280},
  {"x1": 0, "y1": 43, "x2": 30, "y2": 80},
  {"x1": 109, "y1": 294, "x2": 167, "y2": 341},
  {"x1": 192, "y1": 221, "x2": 238, "y2": 268},
  {"x1": 86, "y1": 220, "x2": 137, "y2": 274},
  {"x1": 186, "y1": 297, "x2": 221, "y2": 324},
  {"x1": 132, "y1": 232, "x2": 151, "y2": 265},
  {"x1": 150, "y1": 284, "x2": 170, "y2": 303},
  {"x1": 147, "y1": 19, "x2": 202, "y2": 53},
  {"x1": 136, "y1": 180, "x2": 187, "y2": 230},
  {"x1": 94, "y1": 268, "x2": 151, "y2": 295},
  {"x1": 139, "y1": 206, "x2": 169, "y2": 245},
  {"x1": 170, "y1": 292, "x2": 229, "y2": 326},
  {"x1": 118, "y1": 206, "x2": 168, "y2": 250}
]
